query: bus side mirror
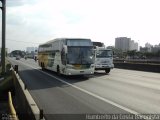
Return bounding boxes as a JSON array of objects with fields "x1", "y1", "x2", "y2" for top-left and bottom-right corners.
[{"x1": 63, "y1": 45, "x2": 68, "y2": 54}]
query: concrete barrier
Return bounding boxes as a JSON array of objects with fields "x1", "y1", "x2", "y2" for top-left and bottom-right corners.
[
  {"x1": 114, "y1": 62, "x2": 160, "y2": 73},
  {"x1": 12, "y1": 68, "x2": 45, "y2": 120}
]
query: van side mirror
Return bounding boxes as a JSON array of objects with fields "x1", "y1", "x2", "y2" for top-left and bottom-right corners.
[{"x1": 113, "y1": 51, "x2": 115, "y2": 55}]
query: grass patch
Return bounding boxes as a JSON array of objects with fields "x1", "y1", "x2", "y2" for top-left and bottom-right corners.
[{"x1": 0, "y1": 60, "x2": 14, "y2": 96}]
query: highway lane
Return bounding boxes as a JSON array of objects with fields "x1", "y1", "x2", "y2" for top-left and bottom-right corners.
[
  {"x1": 9, "y1": 58, "x2": 129, "y2": 120},
  {"x1": 8, "y1": 57, "x2": 160, "y2": 119}
]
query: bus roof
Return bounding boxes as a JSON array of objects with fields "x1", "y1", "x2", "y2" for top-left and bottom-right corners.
[
  {"x1": 95, "y1": 47, "x2": 112, "y2": 51},
  {"x1": 39, "y1": 38, "x2": 92, "y2": 46}
]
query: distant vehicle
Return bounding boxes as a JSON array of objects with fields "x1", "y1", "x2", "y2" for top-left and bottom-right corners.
[
  {"x1": 93, "y1": 42, "x2": 114, "y2": 73},
  {"x1": 34, "y1": 55, "x2": 37, "y2": 62},
  {"x1": 25, "y1": 53, "x2": 34, "y2": 59},
  {"x1": 16, "y1": 56, "x2": 21, "y2": 60},
  {"x1": 38, "y1": 38, "x2": 95, "y2": 75}
]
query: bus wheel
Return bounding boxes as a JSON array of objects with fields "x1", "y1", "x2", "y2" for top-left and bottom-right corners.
[
  {"x1": 42, "y1": 63, "x2": 45, "y2": 70},
  {"x1": 105, "y1": 68, "x2": 110, "y2": 73},
  {"x1": 57, "y1": 66, "x2": 60, "y2": 75},
  {"x1": 41, "y1": 63, "x2": 43, "y2": 70}
]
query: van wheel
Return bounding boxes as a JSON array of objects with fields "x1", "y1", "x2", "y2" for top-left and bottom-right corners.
[
  {"x1": 57, "y1": 66, "x2": 60, "y2": 75},
  {"x1": 105, "y1": 68, "x2": 110, "y2": 73}
]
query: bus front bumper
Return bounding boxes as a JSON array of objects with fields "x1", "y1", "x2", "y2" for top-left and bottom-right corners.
[{"x1": 65, "y1": 68, "x2": 94, "y2": 75}]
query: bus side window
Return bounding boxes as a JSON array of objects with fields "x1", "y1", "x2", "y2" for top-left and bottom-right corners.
[
  {"x1": 52, "y1": 52, "x2": 55, "y2": 58},
  {"x1": 51, "y1": 52, "x2": 55, "y2": 64}
]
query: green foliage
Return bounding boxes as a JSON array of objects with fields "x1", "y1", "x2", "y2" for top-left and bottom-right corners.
[
  {"x1": 0, "y1": 60, "x2": 13, "y2": 93},
  {"x1": 0, "y1": 76, "x2": 13, "y2": 94},
  {"x1": 106, "y1": 46, "x2": 160, "y2": 59},
  {"x1": 10, "y1": 50, "x2": 26, "y2": 57}
]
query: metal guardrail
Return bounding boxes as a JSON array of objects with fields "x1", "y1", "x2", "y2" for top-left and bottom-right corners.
[
  {"x1": 114, "y1": 59, "x2": 160, "y2": 64},
  {"x1": 114, "y1": 62, "x2": 160, "y2": 73}
]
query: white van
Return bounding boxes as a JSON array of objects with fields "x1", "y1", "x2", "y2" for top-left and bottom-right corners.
[{"x1": 94, "y1": 47, "x2": 114, "y2": 73}]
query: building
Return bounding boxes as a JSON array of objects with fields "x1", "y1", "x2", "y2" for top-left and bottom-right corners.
[
  {"x1": 145, "y1": 42, "x2": 152, "y2": 52},
  {"x1": 26, "y1": 47, "x2": 38, "y2": 59},
  {"x1": 115, "y1": 37, "x2": 130, "y2": 51},
  {"x1": 26, "y1": 47, "x2": 38, "y2": 53},
  {"x1": 152, "y1": 44, "x2": 160, "y2": 53},
  {"x1": 140, "y1": 47, "x2": 149, "y2": 53},
  {"x1": 115, "y1": 37, "x2": 138, "y2": 51},
  {"x1": 132, "y1": 42, "x2": 138, "y2": 51},
  {"x1": 26, "y1": 47, "x2": 34, "y2": 53},
  {"x1": 129, "y1": 40, "x2": 138, "y2": 51},
  {"x1": 140, "y1": 43, "x2": 160, "y2": 53}
]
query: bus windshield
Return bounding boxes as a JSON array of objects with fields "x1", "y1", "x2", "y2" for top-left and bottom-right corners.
[
  {"x1": 67, "y1": 46, "x2": 94, "y2": 64},
  {"x1": 96, "y1": 50, "x2": 113, "y2": 58}
]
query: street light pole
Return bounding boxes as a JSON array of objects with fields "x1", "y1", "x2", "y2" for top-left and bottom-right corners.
[{"x1": 0, "y1": 0, "x2": 6, "y2": 74}]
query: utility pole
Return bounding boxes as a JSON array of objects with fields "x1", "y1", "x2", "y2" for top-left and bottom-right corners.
[{"x1": 0, "y1": 0, "x2": 6, "y2": 74}]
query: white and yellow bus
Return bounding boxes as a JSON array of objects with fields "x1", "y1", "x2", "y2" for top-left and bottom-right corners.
[{"x1": 38, "y1": 38, "x2": 95, "y2": 75}]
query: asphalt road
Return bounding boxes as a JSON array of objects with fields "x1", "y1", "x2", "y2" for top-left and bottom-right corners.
[{"x1": 8, "y1": 57, "x2": 160, "y2": 120}]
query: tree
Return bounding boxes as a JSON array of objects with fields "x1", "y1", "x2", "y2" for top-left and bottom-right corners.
[{"x1": 127, "y1": 50, "x2": 136, "y2": 58}]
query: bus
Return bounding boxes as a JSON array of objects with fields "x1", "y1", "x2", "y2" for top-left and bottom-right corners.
[
  {"x1": 38, "y1": 38, "x2": 95, "y2": 75},
  {"x1": 93, "y1": 42, "x2": 114, "y2": 73}
]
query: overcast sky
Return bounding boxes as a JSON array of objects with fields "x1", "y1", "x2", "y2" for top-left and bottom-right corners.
[{"x1": 0, "y1": 0, "x2": 160, "y2": 51}]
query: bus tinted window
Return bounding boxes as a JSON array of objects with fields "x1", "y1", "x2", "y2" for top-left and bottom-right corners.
[
  {"x1": 67, "y1": 39, "x2": 93, "y2": 46},
  {"x1": 67, "y1": 46, "x2": 94, "y2": 64}
]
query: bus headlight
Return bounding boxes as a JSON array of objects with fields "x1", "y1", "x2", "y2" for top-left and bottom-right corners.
[{"x1": 90, "y1": 64, "x2": 95, "y2": 68}]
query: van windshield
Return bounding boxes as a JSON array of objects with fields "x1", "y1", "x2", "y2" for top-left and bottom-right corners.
[{"x1": 96, "y1": 50, "x2": 112, "y2": 58}]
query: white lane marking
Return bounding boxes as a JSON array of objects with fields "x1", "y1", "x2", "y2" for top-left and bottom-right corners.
[{"x1": 10, "y1": 59, "x2": 141, "y2": 115}]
